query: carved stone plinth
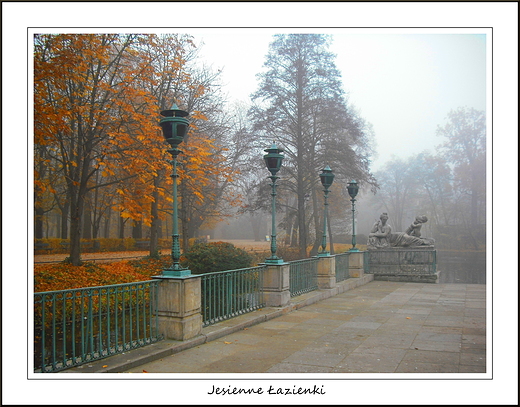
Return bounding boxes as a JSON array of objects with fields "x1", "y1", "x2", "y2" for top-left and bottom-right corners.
[
  {"x1": 261, "y1": 263, "x2": 290, "y2": 307},
  {"x1": 316, "y1": 256, "x2": 336, "y2": 289},
  {"x1": 153, "y1": 275, "x2": 203, "y2": 341},
  {"x1": 365, "y1": 247, "x2": 439, "y2": 283},
  {"x1": 348, "y1": 251, "x2": 365, "y2": 278}
]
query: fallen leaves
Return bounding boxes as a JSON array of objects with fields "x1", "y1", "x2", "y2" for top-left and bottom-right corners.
[{"x1": 33, "y1": 257, "x2": 168, "y2": 292}]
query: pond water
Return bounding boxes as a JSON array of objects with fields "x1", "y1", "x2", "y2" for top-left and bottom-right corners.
[{"x1": 436, "y1": 251, "x2": 487, "y2": 284}]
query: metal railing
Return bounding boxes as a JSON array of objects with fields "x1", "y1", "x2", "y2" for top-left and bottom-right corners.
[
  {"x1": 201, "y1": 265, "x2": 267, "y2": 327},
  {"x1": 289, "y1": 258, "x2": 319, "y2": 297},
  {"x1": 335, "y1": 252, "x2": 351, "y2": 282},
  {"x1": 34, "y1": 280, "x2": 162, "y2": 373}
]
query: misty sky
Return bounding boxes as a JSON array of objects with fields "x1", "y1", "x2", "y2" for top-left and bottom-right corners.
[
  {"x1": 189, "y1": 29, "x2": 488, "y2": 171},
  {"x1": 2, "y1": 2, "x2": 517, "y2": 405}
]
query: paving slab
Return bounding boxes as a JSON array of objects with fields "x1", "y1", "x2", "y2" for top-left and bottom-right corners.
[{"x1": 62, "y1": 280, "x2": 487, "y2": 375}]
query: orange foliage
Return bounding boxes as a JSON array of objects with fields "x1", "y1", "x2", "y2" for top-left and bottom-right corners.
[
  {"x1": 33, "y1": 258, "x2": 170, "y2": 293},
  {"x1": 34, "y1": 34, "x2": 241, "y2": 260}
]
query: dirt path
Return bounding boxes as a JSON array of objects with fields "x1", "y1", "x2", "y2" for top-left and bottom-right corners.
[{"x1": 34, "y1": 239, "x2": 270, "y2": 263}]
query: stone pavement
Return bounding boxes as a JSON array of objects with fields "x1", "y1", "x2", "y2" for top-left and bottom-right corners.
[{"x1": 65, "y1": 279, "x2": 486, "y2": 374}]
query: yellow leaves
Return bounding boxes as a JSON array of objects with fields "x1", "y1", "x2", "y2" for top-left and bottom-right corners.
[
  {"x1": 34, "y1": 34, "x2": 241, "y2": 238},
  {"x1": 190, "y1": 110, "x2": 208, "y2": 121}
]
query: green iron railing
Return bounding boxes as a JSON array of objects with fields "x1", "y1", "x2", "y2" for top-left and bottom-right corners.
[
  {"x1": 34, "y1": 280, "x2": 162, "y2": 373},
  {"x1": 201, "y1": 265, "x2": 267, "y2": 327},
  {"x1": 289, "y1": 258, "x2": 319, "y2": 297},
  {"x1": 335, "y1": 252, "x2": 351, "y2": 282}
]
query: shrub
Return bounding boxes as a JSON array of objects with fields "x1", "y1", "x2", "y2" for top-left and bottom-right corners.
[{"x1": 181, "y1": 241, "x2": 254, "y2": 275}]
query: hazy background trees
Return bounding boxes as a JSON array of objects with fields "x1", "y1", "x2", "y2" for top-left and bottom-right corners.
[
  {"x1": 362, "y1": 107, "x2": 486, "y2": 250},
  {"x1": 249, "y1": 34, "x2": 376, "y2": 257},
  {"x1": 34, "y1": 34, "x2": 486, "y2": 263}
]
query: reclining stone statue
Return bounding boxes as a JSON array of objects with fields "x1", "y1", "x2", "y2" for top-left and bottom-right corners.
[{"x1": 368, "y1": 213, "x2": 435, "y2": 249}]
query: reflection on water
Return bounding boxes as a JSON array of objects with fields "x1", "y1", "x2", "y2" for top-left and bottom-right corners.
[{"x1": 437, "y1": 251, "x2": 486, "y2": 284}]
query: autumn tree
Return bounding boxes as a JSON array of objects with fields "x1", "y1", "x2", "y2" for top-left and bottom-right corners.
[
  {"x1": 34, "y1": 34, "x2": 160, "y2": 265},
  {"x1": 112, "y1": 34, "x2": 199, "y2": 256},
  {"x1": 34, "y1": 33, "x2": 244, "y2": 263},
  {"x1": 250, "y1": 34, "x2": 375, "y2": 256}
]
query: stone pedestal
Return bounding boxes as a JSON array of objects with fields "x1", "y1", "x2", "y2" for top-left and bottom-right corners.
[
  {"x1": 153, "y1": 275, "x2": 202, "y2": 341},
  {"x1": 261, "y1": 263, "x2": 290, "y2": 307},
  {"x1": 348, "y1": 251, "x2": 365, "y2": 278},
  {"x1": 317, "y1": 256, "x2": 336, "y2": 289},
  {"x1": 365, "y1": 247, "x2": 438, "y2": 283}
]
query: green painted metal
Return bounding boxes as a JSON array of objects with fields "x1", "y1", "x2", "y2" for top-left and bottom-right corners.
[
  {"x1": 318, "y1": 166, "x2": 334, "y2": 256},
  {"x1": 201, "y1": 265, "x2": 267, "y2": 327},
  {"x1": 335, "y1": 252, "x2": 351, "y2": 282},
  {"x1": 160, "y1": 104, "x2": 191, "y2": 277},
  {"x1": 34, "y1": 280, "x2": 162, "y2": 373},
  {"x1": 347, "y1": 180, "x2": 359, "y2": 251},
  {"x1": 289, "y1": 258, "x2": 319, "y2": 297},
  {"x1": 263, "y1": 143, "x2": 284, "y2": 264}
]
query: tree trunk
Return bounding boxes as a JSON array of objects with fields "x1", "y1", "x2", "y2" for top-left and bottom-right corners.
[
  {"x1": 82, "y1": 202, "x2": 92, "y2": 239},
  {"x1": 69, "y1": 193, "x2": 83, "y2": 265},
  {"x1": 118, "y1": 213, "x2": 125, "y2": 239},
  {"x1": 310, "y1": 187, "x2": 322, "y2": 256},
  {"x1": 149, "y1": 177, "x2": 160, "y2": 257},
  {"x1": 60, "y1": 201, "x2": 69, "y2": 239},
  {"x1": 249, "y1": 213, "x2": 262, "y2": 241},
  {"x1": 103, "y1": 207, "x2": 111, "y2": 238},
  {"x1": 34, "y1": 206, "x2": 44, "y2": 239},
  {"x1": 132, "y1": 220, "x2": 143, "y2": 239},
  {"x1": 328, "y1": 219, "x2": 335, "y2": 255}
]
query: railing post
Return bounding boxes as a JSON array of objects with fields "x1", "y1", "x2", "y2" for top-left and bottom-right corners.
[
  {"x1": 261, "y1": 263, "x2": 290, "y2": 307},
  {"x1": 153, "y1": 275, "x2": 202, "y2": 341},
  {"x1": 316, "y1": 255, "x2": 336, "y2": 289},
  {"x1": 348, "y1": 251, "x2": 365, "y2": 278}
]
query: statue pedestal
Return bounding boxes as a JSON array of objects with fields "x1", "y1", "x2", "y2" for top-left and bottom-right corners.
[{"x1": 365, "y1": 247, "x2": 439, "y2": 283}]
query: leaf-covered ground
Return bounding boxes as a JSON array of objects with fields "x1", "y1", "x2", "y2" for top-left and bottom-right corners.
[{"x1": 34, "y1": 257, "x2": 171, "y2": 293}]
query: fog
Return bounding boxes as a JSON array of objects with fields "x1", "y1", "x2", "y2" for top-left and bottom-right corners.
[{"x1": 192, "y1": 30, "x2": 487, "y2": 171}]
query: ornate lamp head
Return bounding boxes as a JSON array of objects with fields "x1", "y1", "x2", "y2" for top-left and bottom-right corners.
[
  {"x1": 159, "y1": 103, "x2": 190, "y2": 149},
  {"x1": 347, "y1": 180, "x2": 359, "y2": 199},
  {"x1": 319, "y1": 165, "x2": 335, "y2": 189},
  {"x1": 263, "y1": 143, "x2": 284, "y2": 176}
]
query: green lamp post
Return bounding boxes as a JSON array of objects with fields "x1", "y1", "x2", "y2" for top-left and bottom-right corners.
[
  {"x1": 318, "y1": 166, "x2": 335, "y2": 257},
  {"x1": 347, "y1": 180, "x2": 360, "y2": 252},
  {"x1": 159, "y1": 103, "x2": 191, "y2": 277},
  {"x1": 263, "y1": 143, "x2": 284, "y2": 264}
]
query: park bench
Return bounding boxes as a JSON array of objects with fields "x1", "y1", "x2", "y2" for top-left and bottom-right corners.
[
  {"x1": 135, "y1": 240, "x2": 150, "y2": 250},
  {"x1": 60, "y1": 241, "x2": 97, "y2": 252},
  {"x1": 34, "y1": 242, "x2": 53, "y2": 254}
]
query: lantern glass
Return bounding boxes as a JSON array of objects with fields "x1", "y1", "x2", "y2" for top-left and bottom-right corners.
[
  {"x1": 159, "y1": 104, "x2": 190, "y2": 147},
  {"x1": 347, "y1": 180, "x2": 359, "y2": 199},
  {"x1": 263, "y1": 143, "x2": 284, "y2": 176},
  {"x1": 319, "y1": 166, "x2": 334, "y2": 188}
]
